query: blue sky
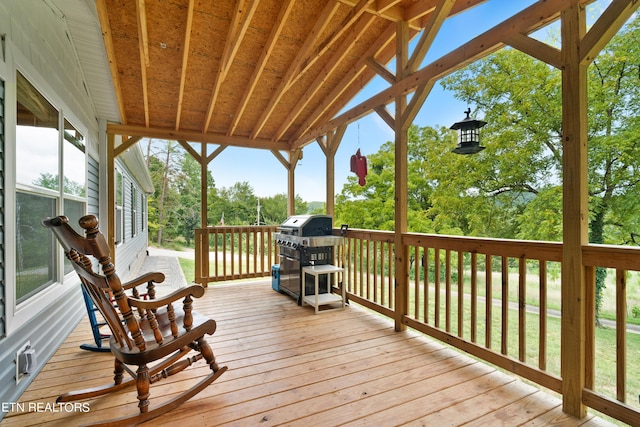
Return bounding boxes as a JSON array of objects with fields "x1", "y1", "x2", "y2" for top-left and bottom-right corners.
[{"x1": 206, "y1": 0, "x2": 609, "y2": 202}]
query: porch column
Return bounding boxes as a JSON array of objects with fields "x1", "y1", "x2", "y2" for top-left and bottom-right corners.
[
  {"x1": 319, "y1": 124, "x2": 346, "y2": 217},
  {"x1": 287, "y1": 149, "x2": 302, "y2": 215},
  {"x1": 106, "y1": 132, "x2": 116, "y2": 263},
  {"x1": 561, "y1": 4, "x2": 588, "y2": 418},
  {"x1": 200, "y1": 142, "x2": 208, "y2": 228},
  {"x1": 394, "y1": 20, "x2": 410, "y2": 332}
]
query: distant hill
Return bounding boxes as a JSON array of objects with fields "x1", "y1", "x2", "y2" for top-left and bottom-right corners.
[{"x1": 306, "y1": 201, "x2": 325, "y2": 214}]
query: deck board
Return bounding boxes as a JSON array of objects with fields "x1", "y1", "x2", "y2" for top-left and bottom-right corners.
[{"x1": 5, "y1": 279, "x2": 616, "y2": 426}]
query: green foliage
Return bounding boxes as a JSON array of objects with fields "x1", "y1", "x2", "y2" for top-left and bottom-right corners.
[
  {"x1": 146, "y1": 141, "x2": 309, "y2": 245},
  {"x1": 335, "y1": 17, "x2": 640, "y2": 320}
]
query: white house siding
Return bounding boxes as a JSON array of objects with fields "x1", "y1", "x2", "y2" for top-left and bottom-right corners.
[{"x1": 0, "y1": 2, "x2": 151, "y2": 419}]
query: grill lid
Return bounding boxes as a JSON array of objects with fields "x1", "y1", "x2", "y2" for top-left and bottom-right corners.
[{"x1": 278, "y1": 215, "x2": 332, "y2": 236}]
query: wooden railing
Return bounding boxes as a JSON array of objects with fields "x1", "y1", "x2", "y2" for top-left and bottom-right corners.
[
  {"x1": 194, "y1": 225, "x2": 278, "y2": 284},
  {"x1": 339, "y1": 228, "x2": 640, "y2": 426},
  {"x1": 193, "y1": 225, "x2": 640, "y2": 424}
]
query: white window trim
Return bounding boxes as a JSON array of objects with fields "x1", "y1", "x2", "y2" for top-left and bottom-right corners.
[{"x1": 4, "y1": 41, "x2": 90, "y2": 335}]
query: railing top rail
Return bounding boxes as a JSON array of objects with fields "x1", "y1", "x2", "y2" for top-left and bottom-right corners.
[
  {"x1": 583, "y1": 243, "x2": 640, "y2": 271},
  {"x1": 195, "y1": 225, "x2": 279, "y2": 232}
]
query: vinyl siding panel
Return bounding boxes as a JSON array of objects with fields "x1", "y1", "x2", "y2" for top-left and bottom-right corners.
[
  {"x1": 87, "y1": 155, "x2": 99, "y2": 217},
  {"x1": 115, "y1": 160, "x2": 148, "y2": 283},
  {"x1": 0, "y1": 79, "x2": 5, "y2": 339},
  {"x1": 0, "y1": 286, "x2": 84, "y2": 418}
]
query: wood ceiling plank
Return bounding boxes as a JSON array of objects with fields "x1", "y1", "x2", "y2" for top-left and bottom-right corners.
[
  {"x1": 203, "y1": 0, "x2": 260, "y2": 133},
  {"x1": 290, "y1": 22, "x2": 397, "y2": 145},
  {"x1": 251, "y1": 1, "x2": 342, "y2": 139},
  {"x1": 97, "y1": 0, "x2": 127, "y2": 124},
  {"x1": 228, "y1": 0, "x2": 296, "y2": 137},
  {"x1": 135, "y1": 0, "x2": 149, "y2": 126},
  {"x1": 294, "y1": 0, "x2": 580, "y2": 147},
  {"x1": 272, "y1": 13, "x2": 378, "y2": 142},
  {"x1": 175, "y1": 0, "x2": 195, "y2": 130}
]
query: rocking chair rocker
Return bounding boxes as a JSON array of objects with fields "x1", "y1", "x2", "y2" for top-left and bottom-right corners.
[{"x1": 42, "y1": 215, "x2": 227, "y2": 426}]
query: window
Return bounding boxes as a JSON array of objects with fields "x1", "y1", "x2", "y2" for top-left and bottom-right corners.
[
  {"x1": 115, "y1": 169, "x2": 124, "y2": 244},
  {"x1": 15, "y1": 71, "x2": 86, "y2": 302},
  {"x1": 63, "y1": 120, "x2": 86, "y2": 274},
  {"x1": 131, "y1": 183, "x2": 137, "y2": 238}
]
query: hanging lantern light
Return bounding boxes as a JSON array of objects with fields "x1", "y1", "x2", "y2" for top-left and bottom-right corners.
[{"x1": 450, "y1": 108, "x2": 487, "y2": 155}]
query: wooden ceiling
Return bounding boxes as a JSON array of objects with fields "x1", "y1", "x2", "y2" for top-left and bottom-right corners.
[
  {"x1": 97, "y1": 0, "x2": 607, "y2": 153},
  {"x1": 98, "y1": 0, "x2": 488, "y2": 151}
]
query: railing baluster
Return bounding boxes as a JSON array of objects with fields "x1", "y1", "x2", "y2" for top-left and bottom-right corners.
[
  {"x1": 485, "y1": 253, "x2": 492, "y2": 349},
  {"x1": 539, "y1": 260, "x2": 547, "y2": 371},
  {"x1": 373, "y1": 241, "x2": 378, "y2": 304},
  {"x1": 458, "y1": 251, "x2": 464, "y2": 337},
  {"x1": 501, "y1": 256, "x2": 508, "y2": 356},
  {"x1": 446, "y1": 249, "x2": 451, "y2": 333},
  {"x1": 519, "y1": 256, "x2": 526, "y2": 362},
  {"x1": 414, "y1": 246, "x2": 420, "y2": 320},
  {"x1": 471, "y1": 252, "x2": 477, "y2": 343},
  {"x1": 616, "y1": 268, "x2": 626, "y2": 403},
  {"x1": 434, "y1": 247, "x2": 440, "y2": 328}
]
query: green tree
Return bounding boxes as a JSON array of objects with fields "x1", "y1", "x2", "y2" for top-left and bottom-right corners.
[{"x1": 438, "y1": 16, "x2": 640, "y2": 318}]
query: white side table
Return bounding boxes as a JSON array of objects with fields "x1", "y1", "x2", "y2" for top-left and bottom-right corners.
[{"x1": 301, "y1": 264, "x2": 345, "y2": 314}]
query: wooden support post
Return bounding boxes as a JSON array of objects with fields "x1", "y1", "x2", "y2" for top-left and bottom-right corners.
[
  {"x1": 287, "y1": 149, "x2": 302, "y2": 216},
  {"x1": 107, "y1": 132, "x2": 116, "y2": 264},
  {"x1": 394, "y1": 20, "x2": 410, "y2": 332},
  {"x1": 200, "y1": 142, "x2": 207, "y2": 228},
  {"x1": 560, "y1": 3, "x2": 588, "y2": 418},
  {"x1": 320, "y1": 124, "x2": 346, "y2": 217}
]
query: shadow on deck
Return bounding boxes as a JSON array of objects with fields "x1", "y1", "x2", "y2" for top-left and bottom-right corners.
[{"x1": 4, "y1": 265, "x2": 617, "y2": 426}]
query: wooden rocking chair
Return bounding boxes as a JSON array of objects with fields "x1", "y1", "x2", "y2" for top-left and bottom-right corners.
[{"x1": 42, "y1": 215, "x2": 227, "y2": 426}]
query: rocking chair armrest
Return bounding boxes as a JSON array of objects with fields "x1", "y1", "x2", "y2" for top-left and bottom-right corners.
[
  {"x1": 127, "y1": 284, "x2": 205, "y2": 310},
  {"x1": 122, "y1": 272, "x2": 165, "y2": 290}
]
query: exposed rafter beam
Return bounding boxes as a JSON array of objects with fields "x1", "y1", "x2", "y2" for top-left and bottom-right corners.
[
  {"x1": 366, "y1": 57, "x2": 396, "y2": 84},
  {"x1": 203, "y1": 0, "x2": 259, "y2": 133},
  {"x1": 135, "y1": 0, "x2": 150, "y2": 126},
  {"x1": 175, "y1": 0, "x2": 195, "y2": 130},
  {"x1": 228, "y1": 0, "x2": 296, "y2": 137},
  {"x1": 290, "y1": 22, "x2": 397, "y2": 145},
  {"x1": 505, "y1": 33, "x2": 562, "y2": 69},
  {"x1": 405, "y1": 0, "x2": 455, "y2": 73},
  {"x1": 176, "y1": 139, "x2": 201, "y2": 162},
  {"x1": 114, "y1": 135, "x2": 142, "y2": 157},
  {"x1": 293, "y1": 0, "x2": 582, "y2": 147},
  {"x1": 273, "y1": 13, "x2": 377, "y2": 142},
  {"x1": 207, "y1": 144, "x2": 227, "y2": 163},
  {"x1": 251, "y1": 1, "x2": 341, "y2": 139},
  {"x1": 579, "y1": 0, "x2": 639, "y2": 64},
  {"x1": 96, "y1": 0, "x2": 126, "y2": 124},
  {"x1": 107, "y1": 124, "x2": 289, "y2": 151}
]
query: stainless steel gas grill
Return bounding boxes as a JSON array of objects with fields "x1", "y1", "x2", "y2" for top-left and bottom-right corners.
[{"x1": 275, "y1": 215, "x2": 344, "y2": 304}]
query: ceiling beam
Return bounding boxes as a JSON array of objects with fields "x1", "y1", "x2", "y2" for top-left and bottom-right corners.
[
  {"x1": 272, "y1": 13, "x2": 378, "y2": 142},
  {"x1": 405, "y1": 0, "x2": 455, "y2": 73},
  {"x1": 293, "y1": 0, "x2": 581, "y2": 147},
  {"x1": 251, "y1": 1, "x2": 341, "y2": 139},
  {"x1": 290, "y1": 22, "x2": 397, "y2": 145},
  {"x1": 203, "y1": 0, "x2": 259, "y2": 133},
  {"x1": 107, "y1": 124, "x2": 290, "y2": 151},
  {"x1": 505, "y1": 33, "x2": 562, "y2": 69},
  {"x1": 228, "y1": 0, "x2": 296, "y2": 137},
  {"x1": 135, "y1": 0, "x2": 150, "y2": 126},
  {"x1": 579, "y1": 0, "x2": 639, "y2": 64},
  {"x1": 96, "y1": 0, "x2": 126, "y2": 124},
  {"x1": 175, "y1": 0, "x2": 195, "y2": 130}
]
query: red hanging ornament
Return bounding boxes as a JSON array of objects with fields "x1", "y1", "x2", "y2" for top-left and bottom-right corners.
[{"x1": 350, "y1": 148, "x2": 368, "y2": 186}]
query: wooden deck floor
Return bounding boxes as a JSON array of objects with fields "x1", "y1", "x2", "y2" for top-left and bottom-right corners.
[{"x1": 5, "y1": 279, "x2": 615, "y2": 426}]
